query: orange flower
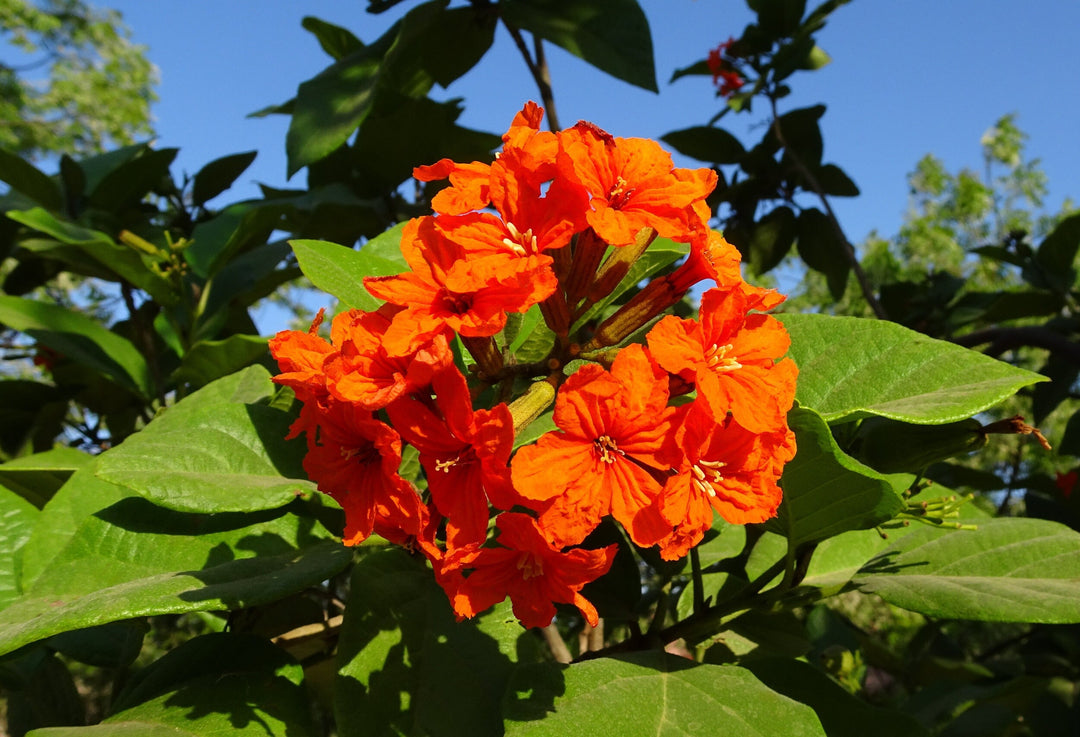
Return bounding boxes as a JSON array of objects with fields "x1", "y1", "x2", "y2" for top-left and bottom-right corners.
[
  {"x1": 511, "y1": 344, "x2": 678, "y2": 548},
  {"x1": 323, "y1": 305, "x2": 452, "y2": 410},
  {"x1": 269, "y1": 308, "x2": 335, "y2": 406},
  {"x1": 647, "y1": 286, "x2": 797, "y2": 433},
  {"x1": 294, "y1": 400, "x2": 423, "y2": 546},
  {"x1": 387, "y1": 364, "x2": 520, "y2": 548},
  {"x1": 440, "y1": 512, "x2": 617, "y2": 628},
  {"x1": 557, "y1": 122, "x2": 716, "y2": 246},
  {"x1": 364, "y1": 216, "x2": 558, "y2": 356},
  {"x1": 656, "y1": 403, "x2": 796, "y2": 560}
]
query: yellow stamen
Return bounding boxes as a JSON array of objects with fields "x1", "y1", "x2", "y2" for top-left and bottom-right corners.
[
  {"x1": 691, "y1": 459, "x2": 727, "y2": 497},
  {"x1": 502, "y1": 221, "x2": 536, "y2": 256},
  {"x1": 705, "y1": 343, "x2": 742, "y2": 372},
  {"x1": 594, "y1": 435, "x2": 622, "y2": 464},
  {"x1": 516, "y1": 553, "x2": 544, "y2": 580}
]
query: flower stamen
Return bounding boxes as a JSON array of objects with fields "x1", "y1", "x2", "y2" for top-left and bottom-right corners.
[
  {"x1": 594, "y1": 434, "x2": 623, "y2": 464},
  {"x1": 705, "y1": 343, "x2": 742, "y2": 372}
]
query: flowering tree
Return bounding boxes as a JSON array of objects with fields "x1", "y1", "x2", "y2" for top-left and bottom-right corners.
[{"x1": 0, "y1": 1, "x2": 1077, "y2": 736}]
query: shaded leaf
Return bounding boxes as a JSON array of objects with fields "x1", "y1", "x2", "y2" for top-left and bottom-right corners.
[
  {"x1": 501, "y1": 0, "x2": 657, "y2": 92},
  {"x1": 0, "y1": 295, "x2": 152, "y2": 399},
  {"x1": 0, "y1": 148, "x2": 63, "y2": 209},
  {"x1": 86, "y1": 148, "x2": 178, "y2": 212},
  {"x1": 191, "y1": 150, "x2": 257, "y2": 206},
  {"x1": 171, "y1": 334, "x2": 271, "y2": 390},
  {"x1": 661, "y1": 126, "x2": 745, "y2": 164},
  {"x1": 796, "y1": 207, "x2": 848, "y2": 300},
  {"x1": 335, "y1": 547, "x2": 535, "y2": 737},
  {"x1": 1034, "y1": 211, "x2": 1080, "y2": 289},
  {"x1": 814, "y1": 163, "x2": 858, "y2": 197},
  {"x1": 778, "y1": 314, "x2": 1048, "y2": 424},
  {"x1": 0, "y1": 447, "x2": 90, "y2": 509},
  {"x1": 853, "y1": 518, "x2": 1080, "y2": 623},
  {"x1": 748, "y1": 205, "x2": 797, "y2": 275}
]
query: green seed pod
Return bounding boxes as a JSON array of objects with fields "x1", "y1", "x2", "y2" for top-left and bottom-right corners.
[{"x1": 853, "y1": 416, "x2": 988, "y2": 474}]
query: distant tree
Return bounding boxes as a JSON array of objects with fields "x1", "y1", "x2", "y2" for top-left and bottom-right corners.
[{"x1": 0, "y1": 0, "x2": 156, "y2": 159}]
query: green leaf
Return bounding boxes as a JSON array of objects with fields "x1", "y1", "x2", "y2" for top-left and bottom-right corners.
[
  {"x1": 503, "y1": 652, "x2": 826, "y2": 736},
  {"x1": 49, "y1": 620, "x2": 147, "y2": 668},
  {"x1": 800, "y1": 44, "x2": 832, "y2": 70},
  {"x1": 286, "y1": 2, "x2": 495, "y2": 175},
  {"x1": 746, "y1": 658, "x2": 929, "y2": 737},
  {"x1": 768, "y1": 407, "x2": 903, "y2": 547},
  {"x1": 0, "y1": 484, "x2": 38, "y2": 612},
  {"x1": 86, "y1": 148, "x2": 178, "y2": 212},
  {"x1": 0, "y1": 381, "x2": 66, "y2": 459},
  {"x1": 1034, "y1": 211, "x2": 1080, "y2": 288},
  {"x1": 172, "y1": 334, "x2": 271, "y2": 390},
  {"x1": 748, "y1": 205, "x2": 798, "y2": 275},
  {"x1": 4, "y1": 208, "x2": 176, "y2": 305},
  {"x1": 853, "y1": 518, "x2": 1080, "y2": 623},
  {"x1": 0, "y1": 447, "x2": 91, "y2": 509},
  {"x1": 796, "y1": 207, "x2": 848, "y2": 300},
  {"x1": 778, "y1": 314, "x2": 1048, "y2": 424},
  {"x1": 191, "y1": 150, "x2": 257, "y2": 205},
  {"x1": 772, "y1": 105, "x2": 825, "y2": 167},
  {"x1": 0, "y1": 148, "x2": 63, "y2": 209},
  {"x1": 95, "y1": 373, "x2": 313, "y2": 514},
  {"x1": 814, "y1": 163, "x2": 859, "y2": 197},
  {"x1": 301, "y1": 16, "x2": 364, "y2": 60},
  {"x1": 661, "y1": 126, "x2": 745, "y2": 164},
  {"x1": 501, "y1": 0, "x2": 657, "y2": 92},
  {"x1": 100, "y1": 633, "x2": 317, "y2": 736},
  {"x1": 0, "y1": 500, "x2": 351, "y2": 657},
  {"x1": 0, "y1": 295, "x2": 152, "y2": 399},
  {"x1": 186, "y1": 201, "x2": 286, "y2": 279},
  {"x1": 291, "y1": 238, "x2": 404, "y2": 311},
  {"x1": 335, "y1": 548, "x2": 536, "y2": 737}
]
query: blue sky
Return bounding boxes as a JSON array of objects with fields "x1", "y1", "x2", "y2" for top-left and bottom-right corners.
[{"x1": 104, "y1": 0, "x2": 1079, "y2": 325}]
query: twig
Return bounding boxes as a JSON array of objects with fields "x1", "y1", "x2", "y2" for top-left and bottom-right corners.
[
  {"x1": 767, "y1": 97, "x2": 886, "y2": 319},
  {"x1": 541, "y1": 623, "x2": 573, "y2": 663},
  {"x1": 952, "y1": 326, "x2": 1080, "y2": 367},
  {"x1": 501, "y1": 20, "x2": 560, "y2": 130}
]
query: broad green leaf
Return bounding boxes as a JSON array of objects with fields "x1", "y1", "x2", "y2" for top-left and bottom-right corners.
[
  {"x1": 746, "y1": 658, "x2": 929, "y2": 737},
  {"x1": 0, "y1": 295, "x2": 152, "y2": 399},
  {"x1": 0, "y1": 484, "x2": 38, "y2": 612},
  {"x1": 501, "y1": 0, "x2": 657, "y2": 92},
  {"x1": 191, "y1": 150, "x2": 257, "y2": 205},
  {"x1": 0, "y1": 502, "x2": 350, "y2": 657},
  {"x1": 768, "y1": 407, "x2": 903, "y2": 547},
  {"x1": 95, "y1": 633, "x2": 317, "y2": 737},
  {"x1": 661, "y1": 126, "x2": 746, "y2": 164},
  {"x1": 18, "y1": 465, "x2": 132, "y2": 590},
  {"x1": 0, "y1": 447, "x2": 91, "y2": 509},
  {"x1": 75, "y1": 143, "x2": 146, "y2": 196},
  {"x1": 4, "y1": 208, "x2": 175, "y2": 304},
  {"x1": 0, "y1": 148, "x2": 62, "y2": 209},
  {"x1": 95, "y1": 394, "x2": 312, "y2": 514},
  {"x1": 335, "y1": 547, "x2": 536, "y2": 737},
  {"x1": 171, "y1": 334, "x2": 271, "y2": 389},
  {"x1": 291, "y1": 238, "x2": 404, "y2": 311},
  {"x1": 778, "y1": 314, "x2": 1048, "y2": 424},
  {"x1": 503, "y1": 652, "x2": 825, "y2": 736},
  {"x1": 7, "y1": 649, "x2": 84, "y2": 735},
  {"x1": 853, "y1": 518, "x2": 1080, "y2": 623}
]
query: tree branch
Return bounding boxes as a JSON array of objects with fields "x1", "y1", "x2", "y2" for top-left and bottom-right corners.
[
  {"x1": 952, "y1": 326, "x2": 1080, "y2": 366},
  {"x1": 501, "y1": 21, "x2": 560, "y2": 130}
]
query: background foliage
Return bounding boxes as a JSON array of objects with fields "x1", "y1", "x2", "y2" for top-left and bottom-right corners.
[{"x1": 0, "y1": 1, "x2": 1078, "y2": 736}]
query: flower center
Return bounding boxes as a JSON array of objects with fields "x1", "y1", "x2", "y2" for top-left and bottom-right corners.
[
  {"x1": 340, "y1": 444, "x2": 379, "y2": 465},
  {"x1": 705, "y1": 343, "x2": 742, "y2": 372},
  {"x1": 440, "y1": 289, "x2": 473, "y2": 315},
  {"x1": 516, "y1": 552, "x2": 544, "y2": 580},
  {"x1": 434, "y1": 448, "x2": 475, "y2": 473},
  {"x1": 502, "y1": 221, "x2": 537, "y2": 256},
  {"x1": 691, "y1": 459, "x2": 727, "y2": 497},
  {"x1": 608, "y1": 176, "x2": 634, "y2": 209},
  {"x1": 594, "y1": 434, "x2": 623, "y2": 464}
]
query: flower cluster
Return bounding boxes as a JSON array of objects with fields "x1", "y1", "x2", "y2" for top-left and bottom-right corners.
[
  {"x1": 707, "y1": 38, "x2": 745, "y2": 98},
  {"x1": 270, "y1": 103, "x2": 797, "y2": 629}
]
